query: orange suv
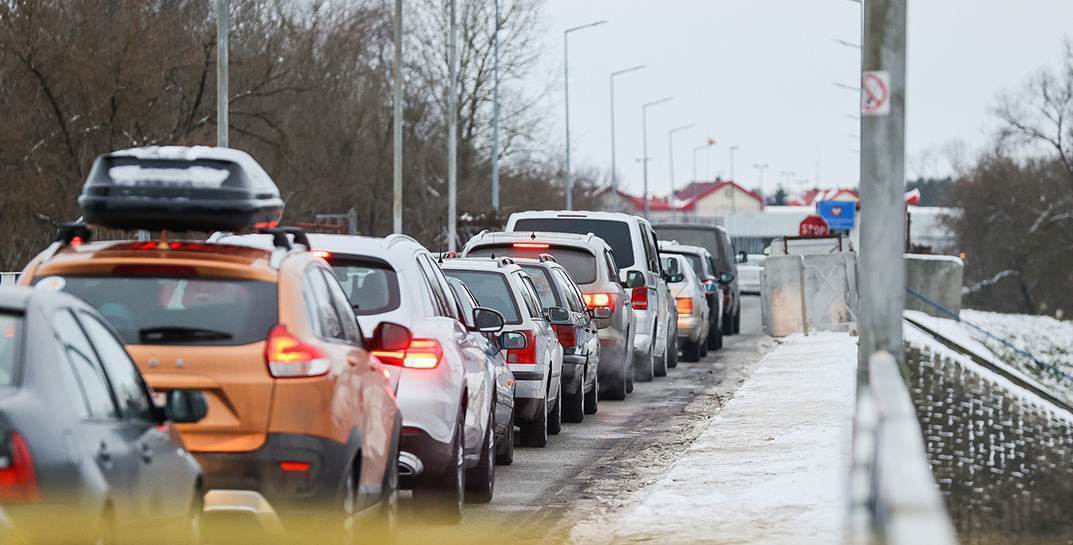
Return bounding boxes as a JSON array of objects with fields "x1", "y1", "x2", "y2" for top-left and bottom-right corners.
[{"x1": 20, "y1": 226, "x2": 404, "y2": 540}]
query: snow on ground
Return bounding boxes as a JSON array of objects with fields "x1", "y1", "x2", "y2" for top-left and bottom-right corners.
[{"x1": 571, "y1": 332, "x2": 857, "y2": 545}]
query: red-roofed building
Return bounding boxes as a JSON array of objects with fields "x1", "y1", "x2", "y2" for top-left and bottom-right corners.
[
  {"x1": 592, "y1": 179, "x2": 764, "y2": 219},
  {"x1": 787, "y1": 187, "x2": 860, "y2": 207}
]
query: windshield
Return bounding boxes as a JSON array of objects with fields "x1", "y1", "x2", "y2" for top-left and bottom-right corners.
[
  {"x1": 654, "y1": 227, "x2": 720, "y2": 254},
  {"x1": 54, "y1": 276, "x2": 278, "y2": 345},
  {"x1": 512, "y1": 218, "x2": 634, "y2": 269},
  {"x1": 468, "y1": 245, "x2": 598, "y2": 284},
  {"x1": 0, "y1": 314, "x2": 21, "y2": 386},
  {"x1": 442, "y1": 270, "x2": 521, "y2": 325},
  {"x1": 327, "y1": 258, "x2": 401, "y2": 316}
]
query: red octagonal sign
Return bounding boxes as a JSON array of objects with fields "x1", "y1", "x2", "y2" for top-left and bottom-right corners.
[{"x1": 799, "y1": 215, "x2": 830, "y2": 237}]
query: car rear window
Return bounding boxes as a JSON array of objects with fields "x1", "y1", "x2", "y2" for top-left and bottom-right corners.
[
  {"x1": 513, "y1": 218, "x2": 634, "y2": 269},
  {"x1": 326, "y1": 257, "x2": 401, "y2": 316},
  {"x1": 53, "y1": 277, "x2": 278, "y2": 346},
  {"x1": 666, "y1": 252, "x2": 705, "y2": 278},
  {"x1": 0, "y1": 314, "x2": 21, "y2": 386},
  {"x1": 518, "y1": 265, "x2": 562, "y2": 308},
  {"x1": 441, "y1": 270, "x2": 521, "y2": 325},
  {"x1": 467, "y1": 245, "x2": 598, "y2": 284}
]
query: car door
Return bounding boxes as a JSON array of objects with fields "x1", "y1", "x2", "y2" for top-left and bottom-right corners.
[
  {"x1": 51, "y1": 309, "x2": 143, "y2": 525},
  {"x1": 514, "y1": 272, "x2": 560, "y2": 397},
  {"x1": 76, "y1": 310, "x2": 190, "y2": 527},
  {"x1": 553, "y1": 268, "x2": 598, "y2": 365}
]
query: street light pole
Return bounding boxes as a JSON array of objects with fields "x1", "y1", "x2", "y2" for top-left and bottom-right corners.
[
  {"x1": 728, "y1": 144, "x2": 740, "y2": 215},
  {"x1": 216, "y1": 0, "x2": 229, "y2": 147},
  {"x1": 610, "y1": 65, "x2": 646, "y2": 212},
  {"x1": 564, "y1": 20, "x2": 608, "y2": 210},
  {"x1": 447, "y1": 0, "x2": 458, "y2": 251},
  {"x1": 753, "y1": 162, "x2": 769, "y2": 201},
  {"x1": 728, "y1": 145, "x2": 739, "y2": 181},
  {"x1": 490, "y1": 0, "x2": 501, "y2": 213},
  {"x1": 641, "y1": 97, "x2": 673, "y2": 219},
  {"x1": 692, "y1": 141, "x2": 714, "y2": 219},
  {"x1": 668, "y1": 123, "x2": 695, "y2": 220},
  {"x1": 392, "y1": 0, "x2": 404, "y2": 233}
]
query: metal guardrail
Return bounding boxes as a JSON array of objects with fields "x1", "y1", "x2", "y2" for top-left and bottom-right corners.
[{"x1": 849, "y1": 351, "x2": 957, "y2": 545}]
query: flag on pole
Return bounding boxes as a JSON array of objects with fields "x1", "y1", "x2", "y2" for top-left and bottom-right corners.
[
  {"x1": 707, "y1": 137, "x2": 717, "y2": 146},
  {"x1": 904, "y1": 188, "x2": 921, "y2": 205}
]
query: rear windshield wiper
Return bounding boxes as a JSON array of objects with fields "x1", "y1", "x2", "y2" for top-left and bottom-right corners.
[{"x1": 138, "y1": 327, "x2": 233, "y2": 343}]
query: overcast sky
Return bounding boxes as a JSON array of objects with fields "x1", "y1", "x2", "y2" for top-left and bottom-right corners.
[{"x1": 521, "y1": 0, "x2": 1073, "y2": 197}]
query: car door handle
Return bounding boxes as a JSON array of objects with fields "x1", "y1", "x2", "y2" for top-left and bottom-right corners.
[{"x1": 140, "y1": 443, "x2": 154, "y2": 464}]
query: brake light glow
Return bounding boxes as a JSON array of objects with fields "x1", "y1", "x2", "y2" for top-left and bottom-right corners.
[
  {"x1": 279, "y1": 461, "x2": 311, "y2": 473},
  {"x1": 631, "y1": 286, "x2": 649, "y2": 310},
  {"x1": 506, "y1": 330, "x2": 538, "y2": 364},
  {"x1": 265, "y1": 324, "x2": 330, "y2": 378},
  {"x1": 70, "y1": 236, "x2": 84, "y2": 247},
  {"x1": 372, "y1": 338, "x2": 444, "y2": 369},
  {"x1": 513, "y1": 242, "x2": 550, "y2": 249},
  {"x1": 583, "y1": 292, "x2": 615, "y2": 311},
  {"x1": 0, "y1": 432, "x2": 39, "y2": 502},
  {"x1": 676, "y1": 297, "x2": 694, "y2": 315},
  {"x1": 312, "y1": 250, "x2": 332, "y2": 259},
  {"x1": 553, "y1": 324, "x2": 577, "y2": 348}
]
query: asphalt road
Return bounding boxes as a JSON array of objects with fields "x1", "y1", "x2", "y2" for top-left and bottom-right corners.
[{"x1": 398, "y1": 296, "x2": 771, "y2": 544}]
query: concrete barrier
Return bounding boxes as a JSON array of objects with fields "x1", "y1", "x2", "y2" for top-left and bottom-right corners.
[
  {"x1": 761, "y1": 251, "x2": 858, "y2": 336},
  {"x1": 905, "y1": 254, "x2": 963, "y2": 318}
]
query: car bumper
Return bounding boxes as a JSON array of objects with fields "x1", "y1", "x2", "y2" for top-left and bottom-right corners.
[
  {"x1": 678, "y1": 315, "x2": 704, "y2": 341},
  {"x1": 398, "y1": 427, "x2": 453, "y2": 488}
]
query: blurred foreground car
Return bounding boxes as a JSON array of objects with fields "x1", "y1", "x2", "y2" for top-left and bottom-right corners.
[{"x1": 0, "y1": 286, "x2": 206, "y2": 544}]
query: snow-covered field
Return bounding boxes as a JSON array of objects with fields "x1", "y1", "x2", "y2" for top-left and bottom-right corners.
[{"x1": 960, "y1": 309, "x2": 1073, "y2": 393}]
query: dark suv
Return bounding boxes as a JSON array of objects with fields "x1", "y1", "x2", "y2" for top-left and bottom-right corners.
[{"x1": 653, "y1": 224, "x2": 742, "y2": 334}]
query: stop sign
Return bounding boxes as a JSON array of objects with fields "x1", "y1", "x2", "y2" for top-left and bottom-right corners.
[{"x1": 799, "y1": 215, "x2": 830, "y2": 237}]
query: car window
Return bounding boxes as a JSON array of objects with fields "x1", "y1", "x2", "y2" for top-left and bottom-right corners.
[
  {"x1": 327, "y1": 257, "x2": 401, "y2": 316},
  {"x1": 468, "y1": 246, "x2": 598, "y2": 284},
  {"x1": 604, "y1": 251, "x2": 620, "y2": 281},
  {"x1": 512, "y1": 218, "x2": 635, "y2": 268},
  {"x1": 304, "y1": 268, "x2": 343, "y2": 340},
  {"x1": 418, "y1": 256, "x2": 458, "y2": 319},
  {"x1": 0, "y1": 314, "x2": 21, "y2": 387},
  {"x1": 447, "y1": 278, "x2": 477, "y2": 328},
  {"x1": 517, "y1": 275, "x2": 545, "y2": 319},
  {"x1": 644, "y1": 225, "x2": 661, "y2": 273},
  {"x1": 553, "y1": 269, "x2": 586, "y2": 313},
  {"x1": 443, "y1": 270, "x2": 522, "y2": 324},
  {"x1": 519, "y1": 265, "x2": 562, "y2": 309},
  {"x1": 53, "y1": 310, "x2": 118, "y2": 419},
  {"x1": 318, "y1": 268, "x2": 363, "y2": 345},
  {"x1": 78, "y1": 312, "x2": 154, "y2": 421}
]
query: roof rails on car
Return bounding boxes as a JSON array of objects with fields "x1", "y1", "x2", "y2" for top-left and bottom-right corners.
[
  {"x1": 494, "y1": 257, "x2": 516, "y2": 267},
  {"x1": 538, "y1": 253, "x2": 558, "y2": 264},
  {"x1": 258, "y1": 226, "x2": 310, "y2": 251}
]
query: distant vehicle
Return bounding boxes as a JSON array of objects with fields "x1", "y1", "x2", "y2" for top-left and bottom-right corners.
[
  {"x1": 738, "y1": 254, "x2": 767, "y2": 295},
  {"x1": 660, "y1": 254, "x2": 711, "y2": 362},
  {"x1": 294, "y1": 233, "x2": 501, "y2": 517},
  {"x1": 441, "y1": 258, "x2": 564, "y2": 448},
  {"x1": 658, "y1": 241, "x2": 725, "y2": 350},
  {"x1": 506, "y1": 211, "x2": 674, "y2": 383},
  {"x1": 462, "y1": 231, "x2": 636, "y2": 401},
  {"x1": 653, "y1": 224, "x2": 743, "y2": 335},
  {"x1": 0, "y1": 286, "x2": 206, "y2": 544}
]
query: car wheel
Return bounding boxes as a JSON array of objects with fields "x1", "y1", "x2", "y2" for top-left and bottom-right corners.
[
  {"x1": 518, "y1": 398, "x2": 548, "y2": 447},
  {"x1": 733, "y1": 309, "x2": 742, "y2": 334},
  {"x1": 465, "y1": 424, "x2": 495, "y2": 504},
  {"x1": 635, "y1": 350, "x2": 655, "y2": 382},
  {"x1": 682, "y1": 339, "x2": 701, "y2": 362},
  {"x1": 564, "y1": 384, "x2": 584, "y2": 424},
  {"x1": 654, "y1": 348, "x2": 668, "y2": 377},
  {"x1": 707, "y1": 319, "x2": 723, "y2": 350},
  {"x1": 547, "y1": 385, "x2": 562, "y2": 435},
  {"x1": 722, "y1": 312, "x2": 734, "y2": 335},
  {"x1": 626, "y1": 356, "x2": 636, "y2": 392},
  {"x1": 666, "y1": 337, "x2": 679, "y2": 369},
  {"x1": 584, "y1": 373, "x2": 599, "y2": 414},
  {"x1": 495, "y1": 410, "x2": 515, "y2": 465},
  {"x1": 699, "y1": 334, "x2": 709, "y2": 357},
  {"x1": 413, "y1": 416, "x2": 465, "y2": 524}
]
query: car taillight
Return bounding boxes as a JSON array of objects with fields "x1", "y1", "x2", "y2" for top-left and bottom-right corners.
[
  {"x1": 513, "y1": 242, "x2": 549, "y2": 249},
  {"x1": 553, "y1": 324, "x2": 577, "y2": 348},
  {"x1": 583, "y1": 292, "x2": 615, "y2": 312},
  {"x1": 265, "y1": 324, "x2": 330, "y2": 378},
  {"x1": 506, "y1": 330, "x2": 538, "y2": 364},
  {"x1": 676, "y1": 297, "x2": 694, "y2": 315},
  {"x1": 0, "y1": 431, "x2": 39, "y2": 503},
  {"x1": 371, "y1": 338, "x2": 443, "y2": 369},
  {"x1": 631, "y1": 286, "x2": 649, "y2": 310}
]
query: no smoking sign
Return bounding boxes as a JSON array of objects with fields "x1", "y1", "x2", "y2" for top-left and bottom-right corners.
[{"x1": 861, "y1": 71, "x2": 891, "y2": 116}]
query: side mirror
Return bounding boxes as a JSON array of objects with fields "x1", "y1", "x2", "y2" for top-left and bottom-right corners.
[
  {"x1": 624, "y1": 270, "x2": 646, "y2": 289},
  {"x1": 473, "y1": 307, "x2": 505, "y2": 333},
  {"x1": 165, "y1": 390, "x2": 209, "y2": 424},
  {"x1": 736, "y1": 251, "x2": 748, "y2": 264},
  {"x1": 546, "y1": 306, "x2": 572, "y2": 325},
  {"x1": 499, "y1": 331, "x2": 527, "y2": 350},
  {"x1": 719, "y1": 272, "x2": 735, "y2": 284},
  {"x1": 367, "y1": 322, "x2": 412, "y2": 352},
  {"x1": 669, "y1": 273, "x2": 685, "y2": 283}
]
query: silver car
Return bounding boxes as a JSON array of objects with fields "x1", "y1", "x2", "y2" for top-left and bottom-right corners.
[
  {"x1": 461, "y1": 231, "x2": 637, "y2": 400},
  {"x1": 661, "y1": 253, "x2": 711, "y2": 362}
]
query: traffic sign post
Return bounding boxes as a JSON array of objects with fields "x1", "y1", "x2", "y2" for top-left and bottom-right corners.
[
  {"x1": 817, "y1": 200, "x2": 856, "y2": 231},
  {"x1": 799, "y1": 215, "x2": 830, "y2": 237},
  {"x1": 861, "y1": 71, "x2": 891, "y2": 117}
]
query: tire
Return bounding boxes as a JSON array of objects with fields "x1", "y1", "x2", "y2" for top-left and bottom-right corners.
[
  {"x1": 635, "y1": 350, "x2": 655, "y2": 382},
  {"x1": 666, "y1": 336, "x2": 679, "y2": 369},
  {"x1": 564, "y1": 386, "x2": 584, "y2": 424},
  {"x1": 682, "y1": 339, "x2": 701, "y2": 362},
  {"x1": 518, "y1": 398, "x2": 548, "y2": 447},
  {"x1": 465, "y1": 424, "x2": 495, "y2": 504},
  {"x1": 626, "y1": 360, "x2": 635, "y2": 393},
  {"x1": 412, "y1": 416, "x2": 464, "y2": 524},
  {"x1": 700, "y1": 338, "x2": 709, "y2": 358},
  {"x1": 654, "y1": 349, "x2": 668, "y2": 378},
  {"x1": 584, "y1": 373, "x2": 599, "y2": 414},
  {"x1": 707, "y1": 319, "x2": 723, "y2": 350},
  {"x1": 722, "y1": 312, "x2": 734, "y2": 335},
  {"x1": 495, "y1": 410, "x2": 515, "y2": 465},
  {"x1": 547, "y1": 385, "x2": 562, "y2": 435},
  {"x1": 732, "y1": 310, "x2": 742, "y2": 334}
]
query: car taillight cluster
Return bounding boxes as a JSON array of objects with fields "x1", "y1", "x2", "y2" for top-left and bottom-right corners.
[
  {"x1": 506, "y1": 330, "x2": 538, "y2": 364},
  {"x1": 553, "y1": 324, "x2": 577, "y2": 348},
  {"x1": 265, "y1": 324, "x2": 331, "y2": 378},
  {"x1": 0, "y1": 431, "x2": 39, "y2": 503},
  {"x1": 583, "y1": 292, "x2": 615, "y2": 312},
  {"x1": 372, "y1": 338, "x2": 444, "y2": 370},
  {"x1": 676, "y1": 297, "x2": 694, "y2": 315},
  {"x1": 631, "y1": 286, "x2": 649, "y2": 310}
]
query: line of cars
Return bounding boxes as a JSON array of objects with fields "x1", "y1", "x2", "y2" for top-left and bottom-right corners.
[{"x1": 0, "y1": 147, "x2": 748, "y2": 544}]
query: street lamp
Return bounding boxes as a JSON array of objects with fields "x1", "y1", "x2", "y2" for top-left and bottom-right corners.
[
  {"x1": 668, "y1": 123, "x2": 695, "y2": 218},
  {"x1": 692, "y1": 140, "x2": 717, "y2": 218},
  {"x1": 753, "y1": 163, "x2": 769, "y2": 200},
  {"x1": 641, "y1": 96, "x2": 673, "y2": 218},
  {"x1": 728, "y1": 145, "x2": 740, "y2": 214},
  {"x1": 609, "y1": 64, "x2": 646, "y2": 212},
  {"x1": 564, "y1": 19, "x2": 608, "y2": 210}
]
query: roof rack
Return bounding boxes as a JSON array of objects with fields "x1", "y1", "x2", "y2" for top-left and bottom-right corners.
[
  {"x1": 538, "y1": 253, "x2": 558, "y2": 264},
  {"x1": 258, "y1": 226, "x2": 310, "y2": 251},
  {"x1": 494, "y1": 257, "x2": 516, "y2": 267}
]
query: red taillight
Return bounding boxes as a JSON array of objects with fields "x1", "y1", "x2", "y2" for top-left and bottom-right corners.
[
  {"x1": 553, "y1": 324, "x2": 577, "y2": 348},
  {"x1": 312, "y1": 250, "x2": 332, "y2": 259},
  {"x1": 0, "y1": 432, "x2": 39, "y2": 503},
  {"x1": 506, "y1": 330, "x2": 538, "y2": 364},
  {"x1": 265, "y1": 324, "x2": 330, "y2": 378},
  {"x1": 676, "y1": 297, "x2": 694, "y2": 315},
  {"x1": 279, "y1": 461, "x2": 311, "y2": 473},
  {"x1": 583, "y1": 292, "x2": 615, "y2": 312},
  {"x1": 513, "y1": 242, "x2": 549, "y2": 249},
  {"x1": 631, "y1": 286, "x2": 649, "y2": 310},
  {"x1": 372, "y1": 338, "x2": 443, "y2": 369}
]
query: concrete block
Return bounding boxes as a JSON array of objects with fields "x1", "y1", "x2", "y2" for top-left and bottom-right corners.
[{"x1": 905, "y1": 254, "x2": 963, "y2": 318}]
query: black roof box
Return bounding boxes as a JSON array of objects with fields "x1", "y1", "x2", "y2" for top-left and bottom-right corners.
[{"x1": 78, "y1": 146, "x2": 284, "y2": 232}]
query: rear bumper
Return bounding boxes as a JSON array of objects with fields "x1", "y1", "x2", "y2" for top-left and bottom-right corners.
[
  {"x1": 678, "y1": 315, "x2": 703, "y2": 341},
  {"x1": 398, "y1": 428, "x2": 453, "y2": 489},
  {"x1": 514, "y1": 394, "x2": 545, "y2": 423}
]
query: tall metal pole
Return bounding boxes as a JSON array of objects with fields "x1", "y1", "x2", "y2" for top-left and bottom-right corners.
[
  {"x1": 728, "y1": 145, "x2": 739, "y2": 181},
  {"x1": 641, "y1": 97, "x2": 673, "y2": 219},
  {"x1": 729, "y1": 145, "x2": 739, "y2": 215},
  {"x1": 392, "y1": 0, "x2": 404, "y2": 234},
  {"x1": 859, "y1": 0, "x2": 907, "y2": 371},
  {"x1": 610, "y1": 65, "x2": 646, "y2": 213},
  {"x1": 216, "y1": 0, "x2": 229, "y2": 147},
  {"x1": 754, "y1": 163, "x2": 769, "y2": 200},
  {"x1": 491, "y1": 0, "x2": 501, "y2": 212},
  {"x1": 668, "y1": 124, "x2": 694, "y2": 219},
  {"x1": 691, "y1": 144, "x2": 708, "y2": 221},
  {"x1": 447, "y1": 0, "x2": 458, "y2": 251},
  {"x1": 564, "y1": 20, "x2": 607, "y2": 210}
]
